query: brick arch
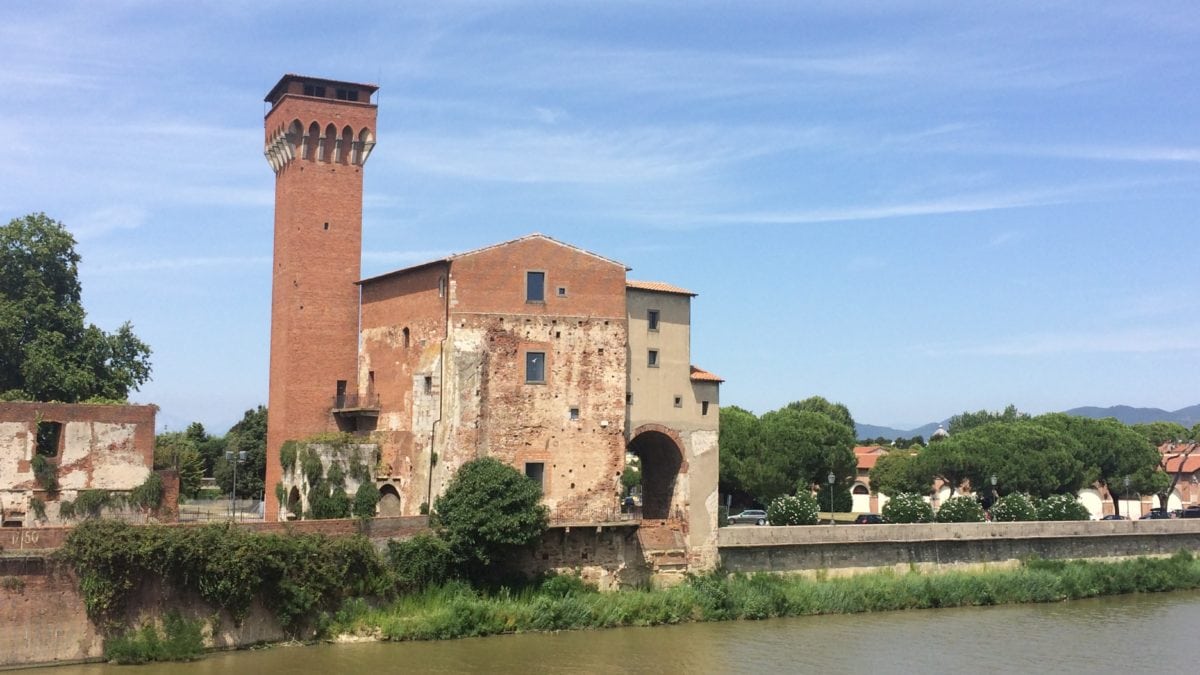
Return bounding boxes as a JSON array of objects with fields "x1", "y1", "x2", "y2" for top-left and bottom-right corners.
[{"x1": 629, "y1": 423, "x2": 687, "y2": 474}]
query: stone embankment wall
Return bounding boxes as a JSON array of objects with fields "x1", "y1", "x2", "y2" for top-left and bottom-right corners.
[{"x1": 718, "y1": 520, "x2": 1200, "y2": 574}]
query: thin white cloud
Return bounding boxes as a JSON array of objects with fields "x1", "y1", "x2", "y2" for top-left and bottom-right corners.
[
  {"x1": 962, "y1": 328, "x2": 1200, "y2": 357},
  {"x1": 69, "y1": 206, "x2": 147, "y2": 240},
  {"x1": 85, "y1": 255, "x2": 270, "y2": 275}
]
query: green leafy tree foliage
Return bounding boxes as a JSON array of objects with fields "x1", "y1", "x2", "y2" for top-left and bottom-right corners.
[
  {"x1": 387, "y1": 533, "x2": 455, "y2": 592},
  {"x1": 766, "y1": 493, "x2": 819, "y2": 525},
  {"x1": 918, "y1": 440, "x2": 981, "y2": 497},
  {"x1": 785, "y1": 396, "x2": 855, "y2": 431},
  {"x1": 184, "y1": 422, "x2": 226, "y2": 478},
  {"x1": 718, "y1": 405, "x2": 758, "y2": 497},
  {"x1": 935, "y1": 495, "x2": 985, "y2": 523},
  {"x1": 868, "y1": 451, "x2": 931, "y2": 497},
  {"x1": 942, "y1": 421, "x2": 1087, "y2": 499},
  {"x1": 740, "y1": 408, "x2": 857, "y2": 506},
  {"x1": 433, "y1": 457, "x2": 548, "y2": 578},
  {"x1": 1130, "y1": 421, "x2": 1190, "y2": 446},
  {"x1": 815, "y1": 483, "x2": 853, "y2": 513},
  {"x1": 0, "y1": 213, "x2": 152, "y2": 402},
  {"x1": 353, "y1": 482, "x2": 380, "y2": 520},
  {"x1": 1034, "y1": 414, "x2": 1160, "y2": 513},
  {"x1": 991, "y1": 493, "x2": 1037, "y2": 522},
  {"x1": 153, "y1": 433, "x2": 204, "y2": 498},
  {"x1": 1036, "y1": 494, "x2": 1091, "y2": 521},
  {"x1": 947, "y1": 404, "x2": 1028, "y2": 435},
  {"x1": 215, "y1": 406, "x2": 267, "y2": 499},
  {"x1": 882, "y1": 492, "x2": 933, "y2": 523}
]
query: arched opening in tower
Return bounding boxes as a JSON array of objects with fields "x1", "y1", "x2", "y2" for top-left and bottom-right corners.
[{"x1": 627, "y1": 430, "x2": 682, "y2": 520}]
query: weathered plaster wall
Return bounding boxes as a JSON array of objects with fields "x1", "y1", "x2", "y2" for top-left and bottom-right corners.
[
  {"x1": 0, "y1": 402, "x2": 156, "y2": 527},
  {"x1": 516, "y1": 525, "x2": 650, "y2": 590}
]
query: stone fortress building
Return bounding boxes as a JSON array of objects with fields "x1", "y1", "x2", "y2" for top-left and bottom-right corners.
[{"x1": 262, "y1": 74, "x2": 720, "y2": 568}]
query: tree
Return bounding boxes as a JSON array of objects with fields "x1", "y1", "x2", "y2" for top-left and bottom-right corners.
[
  {"x1": 869, "y1": 450, "x2": 931, "y2": 497},
  {"x1": 1, "y1": 213, "x2": 152, "y2": 402},
  {"x1": 786, "y1": 396, "x2": 855, "y2": 431},
  {"x1": 919, "y1": 439, "x2": 982, "y2": 497},
  {"x1": 718, "y1": 405, "x2": 758, "y2": 499},
  {"x1": 433, "y1": 457, "x2": 548, "y2": 578},
  {"x1": 1157, "y1": 439, "x2": 1199, "y2": 511},
  {"x1": 215, "y1": 406, "x2": 267, "y2": 499},
  {"x1": 944, "y1": 421, "x2": 1087, "y2": 498},
  {"x1": 947, "y1": 404, "x2": 1028, "y2": 435},
  {"x1": 1035, "y1": 414, "x2": 1161, "y2": 515},
  {"x1": 740, "y1": 408, "x2": 857, "y2": 506},
  {"x1": 153, "y1": 432, "x2": 204, "y2": 498},
  {"x1": 184, "y1": 422, "x2": 227, "y2": 477}
]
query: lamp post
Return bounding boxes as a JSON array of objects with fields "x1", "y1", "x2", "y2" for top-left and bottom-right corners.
[
  {"x1": 226, "y1": 449, "x2": 247, "y2": 522},
  {"x1": 1123, "y1": 476, "x2": 1131, "y2": 519},
  {"x1": 990, "y1": 474, "x2": 998, "y2": 520},
  {"x1": 827, "y1": 472, "x2": 836, "y2": 525}
]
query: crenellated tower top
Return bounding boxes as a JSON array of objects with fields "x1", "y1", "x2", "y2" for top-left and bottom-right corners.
[{"x1": 263, "y1": 74, "x2": 378, "y2": 174}]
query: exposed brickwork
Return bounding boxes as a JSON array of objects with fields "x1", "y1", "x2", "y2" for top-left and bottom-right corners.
[{"x1": 265, "y1": 78, "x2": 378, "y2": 520}]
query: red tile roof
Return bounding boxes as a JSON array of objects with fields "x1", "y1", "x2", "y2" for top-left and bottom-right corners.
[
  {"x1": 857, "y1": 453, "x2": 885, "y2": 470},
  {"x1": 854, "y1": 445, "x2": 887, "y2": 455},
  {"x1": 689, "y1": 365, "x2": 724, "y2": 383},
  {"x1": 627, "y1": 280, "x2": 697, "y2": 296}
]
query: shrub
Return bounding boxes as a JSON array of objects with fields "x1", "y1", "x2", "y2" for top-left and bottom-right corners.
[
  {"x1": 129, "y1": 473, "x2": 165, "y2": 511},
  {"x1": 936, "y1": 495, "x2": 985, "y2": 523},
  {"x1": 1037, "y1": 494, "x2": 1091, "y2": 521},
  {"x1": 882, "y1": 493, "x2": 933, "y2": 523},
  {"x1": 103, "y1": 612, "x2": 205, "y2": 664},
  {"x1": 992, "y1": 493, "x2": 1037, "y2": 522},
  {"x1": 717, "y1": 504, "x2": 729, "y2": 527},
  {"x1": 767, "y1": 493, "x2": 819, "y2": 525},
  {"x1": 539, "y1": 571, "x2": 597, "y2": 598},
  {"x1": 388, "y1": 533, "x2": 455, "y2": 592},
  {"x1": 434, "y1": 457, "x2": 548, "y2": 579},
  {"x1": 353, "y1": 482, "x2": 380, "y2": 520},
  {"x1": 31, "y1": 454, "x2": 58, "y2": 493}
]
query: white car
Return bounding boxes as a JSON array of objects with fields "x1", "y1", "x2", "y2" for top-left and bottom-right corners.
[{"x1": 729, "y1": 509, "x2": 768, "y2": 525}]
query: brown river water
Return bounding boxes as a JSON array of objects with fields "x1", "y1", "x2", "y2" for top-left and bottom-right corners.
[{"x1": 34, "y1": 590, "x2": 1200, "y2": 674}]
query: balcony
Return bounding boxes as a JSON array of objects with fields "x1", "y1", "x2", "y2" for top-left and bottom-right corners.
[{"x1": 331, "y1": 393, "x2": 380, "y2": 415}]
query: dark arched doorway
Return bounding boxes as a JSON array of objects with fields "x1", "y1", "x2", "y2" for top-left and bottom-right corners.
[
  {"x1": 286, "y1": 487, "x2": 302, "y2": 520},
  {"x1": 378, "y1": 483, "x2": 402, "y2": 517},
  {"x1": 628, "y1": 428, "x2": 683, "y2": 520}
]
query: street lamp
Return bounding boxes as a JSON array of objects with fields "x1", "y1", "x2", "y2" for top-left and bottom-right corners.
[
  {"x1": 990, "y1": 474, "x2": 998, "y2": 519},
  {"x1": 1123, "y1": 476, "x2": 1131, "y2": 519},
  {"x1": 226, "y1": 449, "x2": 247, "y2": 521},
  {"x1": 827, "y1": 472, "x2": 836, "y2": 525}
]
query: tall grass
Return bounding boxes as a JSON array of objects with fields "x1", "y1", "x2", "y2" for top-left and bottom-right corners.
[{"x1": 326, "y1": 551, "x2": 1200, "y2": 642}]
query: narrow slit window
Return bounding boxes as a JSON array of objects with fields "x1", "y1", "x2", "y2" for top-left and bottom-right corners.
[
  {"x1": 702, "y1": 400, "x2": 710, "y2": 416},
  {"x1": 647, "y1": 309, "x2": 660, "y2": 331},
  {"x1": 423, "y1": 376, "x2": 433, "y2": 395},
  {"x1": 648, "y1": 349, "x2": 659, "y2": 368},
  {"x1": 674, "y1": 395, "x2": 683, "y2": 408}
]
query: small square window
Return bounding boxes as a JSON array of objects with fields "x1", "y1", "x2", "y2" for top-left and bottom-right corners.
[
  {"x1": 647, "y1": 309, "x2": 660, "y2": 331},
  {"x1": 674, "y1": 395, "x2": 683, "y2": 408},
  {"x1": 569, "y1": 407, "x2": 580, "y2": 421},
  {"x1": 648, "y1": 349, "x2": 659, "y2": 368},
  {"x1": 557, "y1": 286, "x2": 567, "y2": 297},
  {"x1": 702, "y1": 401, "x2": 710, "y2": 416},
  {"x1": 526, "y1": 271, "x2": 545, "y2": 303},
  {"x1": 526, "y1": 351, "x2": 546, "y2": 383}
]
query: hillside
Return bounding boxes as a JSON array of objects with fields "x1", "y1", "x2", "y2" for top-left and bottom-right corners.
[{"x1": 856, "y1": 404, "x2": 1199, "y2": 441}]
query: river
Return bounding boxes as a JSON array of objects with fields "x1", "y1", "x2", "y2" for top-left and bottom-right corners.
[{"x1": 34, "y1": 590, "x2": 1200, "y2": 674}]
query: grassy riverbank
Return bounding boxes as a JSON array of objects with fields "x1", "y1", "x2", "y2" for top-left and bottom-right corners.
[{"x1": 327, "y1": 552, "x2": 1200, "y2": 641}]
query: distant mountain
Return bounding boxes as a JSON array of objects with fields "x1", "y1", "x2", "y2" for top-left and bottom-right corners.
[
  {"x1": 856, "y1": 404, "x2": 1200, "y2": 441},
  {"x1": 1062, "y1": 404, "x2": 1200, "y2": 428}
]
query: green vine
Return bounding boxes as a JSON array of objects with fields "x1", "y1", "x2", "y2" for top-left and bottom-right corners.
[
  {"x1": 31, "y1": 453, "x2": 59, "y2": 494},
  {"x1": 29, "y1": 497, "x2": 46, "y2": 521},
  {"x1": 129, "y1": 473, "x2": 165, "y2": 511},
  {"x1": 280, "y1": 441, "x2": 299, "y2": 470}
]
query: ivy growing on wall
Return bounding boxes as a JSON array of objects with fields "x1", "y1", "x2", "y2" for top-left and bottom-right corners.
[{"x1": 282, "y1": 433, "x2": 379, "y2": 521}]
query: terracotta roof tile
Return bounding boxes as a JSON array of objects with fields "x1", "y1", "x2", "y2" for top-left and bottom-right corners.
[
  {"x1": 854, "y1": 445, "x2": 887, "y2": 455},
  {"x1": 689, "y1": 365, "x2": 724, "y2": 383},
  {"x1": 627, "y1": 280, "x2": 697, "y2": 296},
  {"x1": 857, "y1": 454, "x2": 884, "y2": 470}
]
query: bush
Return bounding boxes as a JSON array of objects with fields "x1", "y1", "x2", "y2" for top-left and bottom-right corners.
[
  {"x1": 1037, "y1": 494, "x2": 1091, "y2": 521},
  {"x1": 767, "y1": 493, "x2": 819, "y2": 525},
  {"x1": 104, "y1": 612, "x2": 205, "y2": 664},
  {"x1": 353, "y1": 482, "x2": 380, "y2": 520},
  {"x1": 717, "y1": 504, "x2": 729, "y2": 527},
  {"x1": 388, "y1": 533, "x2": 456, "y2": 592},
  {"x1": 539, "y1": 571, "x2": 597, "y2": 598},
  {"x1": 882, "y1": 493, "x2": 933, "y2": 523},
  {"x1": 434, "y1": 458, "x2": 548, "y2": 579},
  {"x1": 991, "y1": 493, "x2": 1037, "y2": 522},
  {"x1": 936, "y1": 495, "x2": 985, "y2": 523}
]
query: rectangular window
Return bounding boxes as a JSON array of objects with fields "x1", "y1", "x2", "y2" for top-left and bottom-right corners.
[
  {"x1": 303, "y1": 84, "x2": 326, "y2": 97},
  {"x1": 526, "y1": 351, "x2": 546, "y2": 383},
  {"x1": 526, "y1": 271, "x2": 545, "y2": 302},
  {"x1": 335, "y1": 380, "x2": 347, "y2": 408},
  {"x1": 36, "y1": 421, "x2": 62, "y2": 457},
  {"x1": 674, "y1": 395, "x2": 683, "y2": 408},
  {"x1": 423, "y1": 376, "x2": 433, "y2": 395},
  {"x1": 525, "y1": 462, "x2": 545, "y2": 491},
  {"x1": 648, "y1": 349, "x2": 659, "y2": 368},
  {"x1": 626, "y1": 393, "x2": 633, "y2": 405},
  {"x1": 569, "y1": 407, "x2": 580, "y2": 421},
  {"x1": 647, "y1": 309, "x2": 660, "y2": 331},
  {"x1": 557, "y1": 286, "x2": 567, "y2": 297},
  {"x1": 702, "y1": 401, "x2": 710, "y2": 416},
  {"x1": 336, "y1": 88, "x2": 359, "y2": 101}
]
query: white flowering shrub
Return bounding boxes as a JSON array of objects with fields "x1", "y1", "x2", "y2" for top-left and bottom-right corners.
[
  {"x1": 991, "y1": 493, "x2": 1037, "y2": 522},
  {"x1": 882, "y1": 492, "x2": 934, "y2": 524},
  {"x1": 1037, "y1": 494, "x2": 1091, "y2": 521},
  {"x1": 767, "y1": 493, "x2": 819, "y2": 526},
  {"x1": 935, "y1": 495, "x2": 986, "y2": 523}
]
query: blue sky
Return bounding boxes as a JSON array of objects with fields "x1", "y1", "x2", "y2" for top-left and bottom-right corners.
[{"x1": 2, "y1": 1, "x2": 1198, "y2": 433}]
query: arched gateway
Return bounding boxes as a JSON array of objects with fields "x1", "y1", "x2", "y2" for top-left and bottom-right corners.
[{"x1": 628, "y1": 424, "x2": 687, "y2": 520}]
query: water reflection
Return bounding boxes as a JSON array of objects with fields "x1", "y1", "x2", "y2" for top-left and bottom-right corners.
[{"x1": 34, "y1": 590, "x2": 1200, "y2": 674}]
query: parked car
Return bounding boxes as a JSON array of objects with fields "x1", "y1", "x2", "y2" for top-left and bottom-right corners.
[
  {"x1": 854, "y1": 514, "x2": 883, "y2": 524},
  {"x1": 1180, "y1": 506, "x2": 1200, "y2": 519},
  {"x1": 1100, "y1": 514, "x2": 1127, "y2": 521},
  {"x1": 729, "y1": 509, "x2": 769, "y2": 525},
  {"x1": 1140, "y1": 509, "x2": 1171, "y2": 520}
]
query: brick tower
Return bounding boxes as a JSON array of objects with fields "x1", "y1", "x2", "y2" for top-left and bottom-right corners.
[{"x1": 262, "y1": 75, "x2": 378, "y2": 520}]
